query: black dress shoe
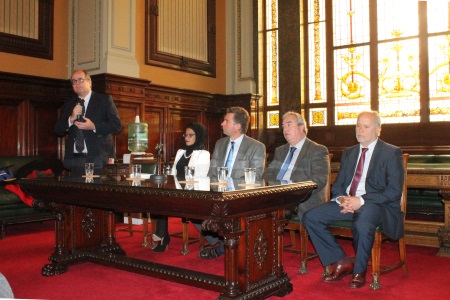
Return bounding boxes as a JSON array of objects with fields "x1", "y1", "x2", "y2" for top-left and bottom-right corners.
[
  {"x1": 349, "y1": 272, "x2": 366, "y2": 289},
  {"x1": 198, "y1": 246, "x2": 223, "y2": 259},
  {"x1": 322, "y1": 256, "x2": 354, "y2": 282}
]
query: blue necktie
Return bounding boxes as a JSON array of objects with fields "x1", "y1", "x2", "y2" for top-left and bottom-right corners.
[
  {"x1": 277, "y1": 147, "x2": 297, "y2": 180},
  {"x1": 225, "y1": 141, "x2": 235, "y2": 171}
]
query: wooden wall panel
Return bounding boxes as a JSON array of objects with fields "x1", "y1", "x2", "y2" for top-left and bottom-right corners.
[
  {"x1": 35, "y1": 103, "x2": 61, "y2": 159},
  {"x1": 114, "y1": 101, "x2": 141, "y2": 159},
  {"x1": 144, "y1": 106, "x2": 165, "y2": 159},
  {"x1": 205, "y1": 111, "x2": 223, "y2": 155},
  {"x1": 0, "y1": 71, "x2": 257, "y2": 172},
  {"x1": 0, "y1": 104, "x2": 19, "y2": 156},
  {"x1": 167, "y1": 108, "x2": 203, "y2": 162}
]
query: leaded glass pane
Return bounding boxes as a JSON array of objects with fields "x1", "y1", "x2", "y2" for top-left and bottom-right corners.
[
  {"x1": 333, "y1": 0, "x2": 370, "y2": 47},
  {"x1": 377, "y1": 0, "x2": 418, "y2": 41},
  {"x1": 266, "y1": 30, "x2": 279, "y2": 106},
  {"x1": 378, "y1": 38, "x2": 420, "y2": 123},
  {"x1": 267, "y1": 111, "x2": 280, "y2": 128},
  {"x1": 334, "y1": 45, "x2": 371, "y2": 125},
  {"x1": 429, "y1": 35, "x2": 450, "y2": 122},
  {"x1": 427, "y1": 1, "x2": 450, "y2": 34},
  {"x1": 310, "y1": 108, "x2": 327, "y2": 126},
  {"x1": 308, "y1": 0, "x2": 327, "y2": 104}
]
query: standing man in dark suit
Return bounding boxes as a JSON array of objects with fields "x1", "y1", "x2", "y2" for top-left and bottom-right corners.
[
  {"x1": 198, "y1": 106, "x2": 266, "y2": 259},
  {"x1": 55, "y1": 69, "x2": 122, "y2": 176},
  {"x1": 263, "y1": 111, "x2": 329, "y2": 221},
  {"x1": 303, "y1": 111, "x2": 404, "y2": 289}
]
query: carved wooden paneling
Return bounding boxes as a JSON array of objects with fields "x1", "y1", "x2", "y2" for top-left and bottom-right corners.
[
  {"x1": 0, "y1": 72, "x2": 66, "y2": 160},
  {"x1": 0, "y1": 71, "x2": 258, "y2": 171},
  {"x1": 0, "y1": 104, "x2": 19, "y2": 156},
  {"x1": 145, "y1": 106, "x2": 165, "y2": 160},
  {"x1": 167, "y1": 108, "x2": 203, "y2": 162},
  {"x1": 205, "y1": 111, "x2": 224, "y2": 155}
]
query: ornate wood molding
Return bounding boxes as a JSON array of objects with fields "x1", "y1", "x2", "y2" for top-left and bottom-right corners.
[{"x1": 0, "y1": 0, "x2": 53, "y2": 60}]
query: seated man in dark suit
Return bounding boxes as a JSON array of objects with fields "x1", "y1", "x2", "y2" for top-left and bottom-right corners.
[
  {"x1": 263, "y1": 111, "x2": 329, "y2": 222},
  {"x1": 303, "y1": 111, "x2": 404, "y2": 289},
  {"x1": 197, "y1": 106, "x2": 266, "y2": 259}
]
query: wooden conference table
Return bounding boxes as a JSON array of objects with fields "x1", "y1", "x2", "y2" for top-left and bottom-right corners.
[{"x1": 19, "y1": 175, "x2": 316, "y2": 300}]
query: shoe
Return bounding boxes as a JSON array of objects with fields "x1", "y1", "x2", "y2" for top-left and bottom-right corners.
[
  {"x1": 322, "y1": 256, "x2": 354, "y2": 283},
  {"x1": 349, "y1": 272, "x2": 366, "y2": 289},
  {"x1": 198, "y1": 246, "x2": 223, "y2": 259},
  {"x1": 152, "y1": 235, "x2": 170, "y2": 253}
]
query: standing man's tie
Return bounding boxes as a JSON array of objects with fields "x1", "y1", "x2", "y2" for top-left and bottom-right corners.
[
  {"x1": 75, "y1": 99, "x2": 85, "y2": 153},
  {"x1": 225, "y1": 141, "x2": 235, "y2": 171},
  {"x1": 349, "y1": 148, "x2": 368, "y2": 196},
  {"x1": 277, "y1": 147, "x2": 297, "y2": 180}
]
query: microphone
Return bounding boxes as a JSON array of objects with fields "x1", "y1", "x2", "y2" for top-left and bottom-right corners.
[{"x1": 77, "y1": 98, "x2": 85, "y2": 123}]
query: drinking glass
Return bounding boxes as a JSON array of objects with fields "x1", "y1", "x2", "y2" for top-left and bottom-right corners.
[
  {"x1": 217, "y1": 167, "x2": 228, "y2": 184},
  {"x1": 244, "y1": 167, "x2": 256, "y2": 184},
  {"x1": 132, "y1": 164, "x2": 142, "y2": 178},
  {"x1": 185, "y1": 166, "x2": 195, "y2": 182},
  {"x1": 85, "y1": 163, "x2": 94, "y2": 177}
]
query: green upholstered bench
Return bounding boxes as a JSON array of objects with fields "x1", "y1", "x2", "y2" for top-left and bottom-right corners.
[
  {"x1": 407, "y1": 154, "x2": 450, "y2": 169},
  {"x1": 406, "y1": 155, "x2": 450, "y2": 223},
  {"x1": 0, "y1": 156, "x2": 55, "y2": 239}
]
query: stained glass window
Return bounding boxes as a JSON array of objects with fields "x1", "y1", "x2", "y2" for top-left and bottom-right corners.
[
  {"x1": 260, "y1": 0, "x2": 280, "y2": 128},
  {"x1": 305, "y1": 0, "x2": 450, "y2": 126},
  {"x1": 262, "y1": 0, "x2": 450, "y2": 129}
]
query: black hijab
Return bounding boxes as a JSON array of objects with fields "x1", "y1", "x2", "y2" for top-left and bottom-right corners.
[{"x1": 183, "y1": 123, "x2": 207, "y2": 156}]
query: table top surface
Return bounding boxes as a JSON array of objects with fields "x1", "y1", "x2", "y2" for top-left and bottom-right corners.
[
  {"x1": 19, "y1": 175, "x2": 317, "y2": 219},
  {"x1": 19, "y1": 174, "x2": 316, "y2": 194}
]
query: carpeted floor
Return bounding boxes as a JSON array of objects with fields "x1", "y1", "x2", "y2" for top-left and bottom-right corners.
[{"x1": 1, "y1": 219, "x2": 449, "y2": 300}]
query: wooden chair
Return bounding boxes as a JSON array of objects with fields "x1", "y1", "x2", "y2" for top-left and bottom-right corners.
[
  {"x1": 283, "y1": 154, "x2": 333, "y2": 274},
  {"x1": 324, "y1": 153, "x2": 409, "y2": 289},
  {"x1": 117, "y1": 153, "x2": 158, "y2": 247},
  {"x1": 170, "y1": 218, "x2": 205, "y2": 255}
]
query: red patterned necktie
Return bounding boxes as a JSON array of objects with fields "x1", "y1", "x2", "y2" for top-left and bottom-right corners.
[{"x1": 349, "y1": 148, "x2": 368, "y2": 196}]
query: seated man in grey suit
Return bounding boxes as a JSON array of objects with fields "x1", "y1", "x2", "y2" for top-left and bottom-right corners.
[
  {"x1": 197, "y1": 106, "x2": 266, "y2": 259},
  {"x1": 263, "y1": 111, "x2": 330, "y2": 222}
]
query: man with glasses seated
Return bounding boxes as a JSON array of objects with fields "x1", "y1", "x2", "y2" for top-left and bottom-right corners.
[{"x1": 55, "y1": 69, "x2": 122, "y2": 176}]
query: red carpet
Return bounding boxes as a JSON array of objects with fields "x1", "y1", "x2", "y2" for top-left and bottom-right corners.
[{"x1": 1, "y1": 219, "x2": 449, "y2": 300}]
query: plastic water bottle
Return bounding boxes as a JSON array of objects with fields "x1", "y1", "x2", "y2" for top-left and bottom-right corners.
[{"x1": 128, "y1": 116, "x2": 148, "y2": 153}]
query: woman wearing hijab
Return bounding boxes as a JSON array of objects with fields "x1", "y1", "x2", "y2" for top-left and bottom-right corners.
[{"x1": 152, "y1": 123, "x2": 210, "y2": 252}]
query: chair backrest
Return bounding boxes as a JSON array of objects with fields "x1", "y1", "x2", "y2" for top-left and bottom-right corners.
[
  {"x1": 129, "y1": 153, "x2": 159, "y2": 174},
  {"x1": 401, "y1": 153, "x2": 409, "y2": 217}
]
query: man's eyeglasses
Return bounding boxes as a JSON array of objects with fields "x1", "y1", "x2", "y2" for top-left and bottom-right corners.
[
  {"x1": 183, "y1": 133, "x2": 196, "y2": 138},
  {"x1": 70, "y1": 78, "x2": 88, "y2": 85}
]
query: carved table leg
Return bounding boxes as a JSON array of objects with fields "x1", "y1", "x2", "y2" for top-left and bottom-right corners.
[
  {"x1": 221, "y1": 236, "x2": 240, "y2": 298},
  {"x1": 43, "y1": 210, "x2": 68, "y2": 276}
]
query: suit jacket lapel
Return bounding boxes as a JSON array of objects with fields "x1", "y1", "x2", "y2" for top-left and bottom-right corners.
[
  {"x1": 236, "y1": 136, "x2": 249, "y2": 160},
  {"x1": 366, "y1": 139, "x2": 383, "y2": 181},
  {"x1": 295, "y1": 138, "x2": 310, "y2": 165},
  {"x1": 84, "y1": 92, "x2": 97, "y2": 118}
]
